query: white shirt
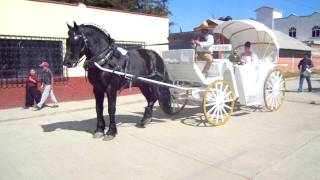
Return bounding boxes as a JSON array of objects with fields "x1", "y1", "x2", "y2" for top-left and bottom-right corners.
[
  {"x1": 196, "y1": 34, "x2": 214, "y2": 53},
  {"x1": 240, "y1": 52, "x2": 258, "y2": 64}
]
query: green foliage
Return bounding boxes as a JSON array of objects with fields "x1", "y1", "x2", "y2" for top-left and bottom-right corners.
[{"x1": 49, "y1": 0, "x2": 170, "y2": 16}]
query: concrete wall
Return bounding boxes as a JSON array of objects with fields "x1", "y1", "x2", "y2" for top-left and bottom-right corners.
[
  {"x1": 256, "y1": 8, "x2": 274, "y2": 29},
  {"x1": 273, "y1": 10, "x2": 283, "y2": 19},
  {"x1": 255, "y1": 7, "x2": 283, "y2": 29},
  {"x1": 0, "y1": 0, "x2": 169, "y2": 109},
  {"x1": 0, "y1": 0, "x2": 169, "y2": 77},
  {"x1": 274, "y1": 13, "x2": 320, "y2": 42}
]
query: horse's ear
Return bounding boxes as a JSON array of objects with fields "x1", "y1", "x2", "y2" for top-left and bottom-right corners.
[
  {"x1": 73, "y1": 21, "x2": 79, "y2": 31},
  {"x1": 67, "y1": 22, "x2": 73, "y2": 30}
]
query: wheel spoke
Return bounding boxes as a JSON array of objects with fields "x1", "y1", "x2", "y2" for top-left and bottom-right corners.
[
  {"x1": 221, "y1": 108, "x2": 228, "y2": 122},
  {"x1": 223, "y1": 104, "x2": 232, "y2": 109},
  {"x1": 223, "y1": 84, "x2": 229, "y2": 94},
  {"x1": 210, "y1": 89, "x2": 218, "y2": 98},
  {"x1": 206, "y1": 102, "x2": 216, "y2": 106},
  {"x1": 218, "y1": 82, "x2": 223, "y2": 92},
  {"x1": 223, "y1": 91, "x2": 232, "y2": 99},
  {"x1": 216, "y1": 109, "x2": 222, "y2": 122},
  {"x1": 211, "y1": 107, "x2": 218, "y2": 120},
  {"x1": 207, "y1": 105, "x2": 217, "y2": 114}
]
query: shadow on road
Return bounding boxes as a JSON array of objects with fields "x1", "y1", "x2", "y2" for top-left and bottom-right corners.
[{"x1": 41, "y1": 114, "x2": 166, "y2": 135}]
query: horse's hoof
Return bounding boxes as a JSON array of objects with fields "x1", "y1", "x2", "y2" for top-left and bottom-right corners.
[
  {"x1": 93, "y1": 132, "x2": 104, "y2": 139},
  {"x1": 136, "y1": 122, "x2": 145, "y2": 128},
  {"x1": 142, "y1": 118, "x2": 152, "y2": 127},
  {"x1": 103, "y1": 135, "x2": 115, "y2": 141}
]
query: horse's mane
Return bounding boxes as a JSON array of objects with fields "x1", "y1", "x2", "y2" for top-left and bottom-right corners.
[{"x1": 80, "y1": 23, "x2": 113, "y2": 42}]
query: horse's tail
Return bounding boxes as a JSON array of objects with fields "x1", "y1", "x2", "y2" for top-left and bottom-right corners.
[
  {"x1": 152, "y1": 52, "x2": 173, "y2": 114},
  {"x1": 157, "y1": 85, "x2": 172, "y2": 114}
]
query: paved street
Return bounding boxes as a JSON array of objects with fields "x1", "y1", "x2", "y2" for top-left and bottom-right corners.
[{"x1": 0, "y1": 77, "x2": 320, "y2": 180}]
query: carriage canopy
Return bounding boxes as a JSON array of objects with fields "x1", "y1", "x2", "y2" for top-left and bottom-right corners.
[{"x1": 213, "y1": 20, "x2": 280, "y2": 63}]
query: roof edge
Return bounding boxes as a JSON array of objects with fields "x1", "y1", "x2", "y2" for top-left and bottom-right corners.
[
  {"x1": 29, "y1": 0, "x2": 169, "y2": 19},
  {"x1": 255, "y1": 6, "x2": 283, "y2": 13}
]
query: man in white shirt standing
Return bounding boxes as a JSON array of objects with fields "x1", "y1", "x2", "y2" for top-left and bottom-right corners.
[{"x1": 192, "y1": 21, "x2": 214, "y2": 75}]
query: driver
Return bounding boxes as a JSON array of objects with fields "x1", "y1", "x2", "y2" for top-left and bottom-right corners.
[
  {"x1": 240, "y1": 41, "x2": 258, "y2": 64},
  {"x1": 192, "y1": 21, "x2": 214, "y2": 76}
]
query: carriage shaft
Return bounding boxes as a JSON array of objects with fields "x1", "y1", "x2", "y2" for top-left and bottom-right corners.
[{"x1": 94, "y1": 62, "x2": 195, "y2": 91}]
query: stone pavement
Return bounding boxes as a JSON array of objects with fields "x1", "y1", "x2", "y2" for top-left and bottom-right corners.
[{"x1": 0, "y1": 77, "x2": 319, "y2": 180}]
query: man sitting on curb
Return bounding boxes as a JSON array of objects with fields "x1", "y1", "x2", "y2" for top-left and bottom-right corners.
[{"x1": 35, "y1": 61, "x2": 58, "y2": 110}]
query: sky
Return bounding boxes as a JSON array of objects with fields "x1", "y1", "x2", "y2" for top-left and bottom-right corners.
[{"x1": 169, "y1": 0, "x2": 320, "y2": 32}]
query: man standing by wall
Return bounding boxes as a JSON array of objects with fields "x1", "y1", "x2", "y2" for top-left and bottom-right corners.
[
  {"x1": 35, "y1": 61, "x2": 58, "y2": 110},
  {"x1": 298, "y1": 54, "x2": 314, "y2": 92}
]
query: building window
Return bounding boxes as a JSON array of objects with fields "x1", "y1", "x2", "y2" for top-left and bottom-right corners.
[
  {"x1": 289, "y1": 27, "x2": 296, "y2": 38},
  {"x1": 0, "y1": 35, "x2": 66, "y2": 88},
  {"x1": 312, "y1": 26, "x2": 320, "y2": 37}
]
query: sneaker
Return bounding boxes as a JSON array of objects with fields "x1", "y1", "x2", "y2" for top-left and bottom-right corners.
[
  {"x1": 52, "y1": 104, "x2": 59, "y2": 108},
  {"x1": 23, "y1": 106, "x2": 30, "y2": 109},
  {"x1": 34, "y1": 105, "x2": 43, "y2": 111}
]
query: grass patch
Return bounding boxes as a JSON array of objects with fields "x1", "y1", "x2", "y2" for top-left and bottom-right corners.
[{"x1": 284, "y1": 72, "x2": 300, "y2": 78}]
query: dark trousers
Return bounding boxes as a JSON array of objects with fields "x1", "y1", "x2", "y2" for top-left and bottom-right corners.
[
  {"x1": 298, "y1": 74, "x2": 312, "y2": 92},
  {"x1": 25, "y1": 86, "x2": 41, "y2": 107}
]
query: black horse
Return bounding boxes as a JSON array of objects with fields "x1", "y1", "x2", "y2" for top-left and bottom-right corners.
[{"x1": 63, "y1": 22, "x2": 172, "y2": 140}]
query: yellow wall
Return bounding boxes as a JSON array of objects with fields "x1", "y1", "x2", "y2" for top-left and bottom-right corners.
[{"x1": 0, "y1": 0, "x2": 169, "y2": 76}]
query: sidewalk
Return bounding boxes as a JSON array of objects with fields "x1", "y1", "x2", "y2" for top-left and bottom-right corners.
[
  {"x1": 0, "y1": 77, "x2": 320, "y2": 180},
  {"x1": 285, "y1": 76, "x2": 320, "y2": 105}
]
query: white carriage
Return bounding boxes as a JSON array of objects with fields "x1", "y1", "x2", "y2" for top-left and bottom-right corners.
[{"x1": 160, "y1": 20, "x2": 286, "y2": 126}]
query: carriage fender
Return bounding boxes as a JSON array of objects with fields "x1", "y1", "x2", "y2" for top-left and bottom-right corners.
[
  {"x1": 221, "y1": 62, "x2": 240, "y2": 98},
  {"x1": 255, "y1": 62, "x2": 276, "y2": 104}
]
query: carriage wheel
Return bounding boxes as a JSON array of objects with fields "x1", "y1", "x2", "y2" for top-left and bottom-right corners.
[
  {"x1": 160, "y1": 81, "x2": 188, "y2": 115},
  {"x1": 264, "y1": 69, "x2": 286, "y2": 111},
  {"x1": 165, "y1": 82, "x2": 189, "y2": 115},
  {"x1": 203, "y1": 80, "x2": 235, "y2": 126}
]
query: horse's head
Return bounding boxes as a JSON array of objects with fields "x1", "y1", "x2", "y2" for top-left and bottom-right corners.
[{"x1": 63, "y1": 22, "x2": 87, "y2": 68}]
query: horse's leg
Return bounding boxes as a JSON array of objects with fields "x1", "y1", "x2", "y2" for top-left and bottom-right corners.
[
  {"x1": 93, "y1": 86, "x2": 105, "y2": 139},
  {"x1": 103, "y1": 86, "x2": 118, "y2": 141},
  {"x1": 137, "y1": 85, "x2": 158, "y2": 128}
]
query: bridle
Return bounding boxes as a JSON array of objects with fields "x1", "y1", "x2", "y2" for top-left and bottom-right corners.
[{"x1": 70, "y1": 31, "x2": 115, "y2": 68}]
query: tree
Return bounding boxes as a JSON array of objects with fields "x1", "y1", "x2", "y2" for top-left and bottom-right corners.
[
  {"x1": 50, "y1": 0, "x2": 170, "y2": 16},
  {"x1": 218, "y1": 16, "x2": 233, "y2": 21}
]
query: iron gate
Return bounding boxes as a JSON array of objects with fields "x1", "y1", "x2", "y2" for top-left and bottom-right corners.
[
  {"x1": 0, "y1": 36, "x2": 145, "y2": 89},
  {"x1": 115, "y1": 40, "x2": 145, "y2": 50},
  {"x1": 0, "y1": 35, "x2": 67, "y2": 88}
]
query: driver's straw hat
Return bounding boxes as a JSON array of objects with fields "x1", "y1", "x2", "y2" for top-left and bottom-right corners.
[{"x1": 194, "y1": 21, "x2": 213, "y2": 32}]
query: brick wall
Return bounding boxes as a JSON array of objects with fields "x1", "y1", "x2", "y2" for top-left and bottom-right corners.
[
  {"x1": 0, "y1": 77, "x2": 140, "y2": 109},
  {"x1": 277, "y1": 56, "x2": 320, "y2": 72}
]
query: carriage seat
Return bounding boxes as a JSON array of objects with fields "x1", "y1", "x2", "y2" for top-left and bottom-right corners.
[{"x1": 195, "y1": 61, "x2": 220, "y2": 77}]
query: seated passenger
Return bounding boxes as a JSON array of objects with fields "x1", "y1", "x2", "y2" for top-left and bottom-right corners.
[
  {"x1": 192, "y1": 21, "x2": 214, "y2": 76},
  {"x1": 229, "y1": 49, "x2": 241, "y2": 65},
  {"x1": 240, "y1": 41, "x2": 258, "y2": 64}
]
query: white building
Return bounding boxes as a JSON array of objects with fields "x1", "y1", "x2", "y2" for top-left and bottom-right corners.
[
  {"x1": 0, "y1": 0, "x2": 169, "y2": 106},
  {"x1": 0, "y1": 0, "x2": 169, "y2": 77},
  {"x1": 255, "y1": 6, "x2": 320, "y2": 44}
]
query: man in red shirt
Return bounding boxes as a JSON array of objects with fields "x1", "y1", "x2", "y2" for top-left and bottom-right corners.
[{"x1": 24, "y1": 68, "x2": 41, "y2": 108}]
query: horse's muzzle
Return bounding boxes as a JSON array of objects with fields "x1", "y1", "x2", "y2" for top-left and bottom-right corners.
[
  {"x1": 63, "y1": 58, "x2": 78, "y2": 68},
  {"x1": 63, "y1": 61, "x2": 74, "y2": 68}
]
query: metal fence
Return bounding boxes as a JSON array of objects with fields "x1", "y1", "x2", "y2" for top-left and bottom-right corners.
[
  {"x1": 0, "y1": 35, "x2": 68, "y2": 88},
  {"x1": 0, "y1": 35, "x2": 145, "y2": 89},
  {"x1": 115, "y1": 40, "x2": 145, "y2": 50}
]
